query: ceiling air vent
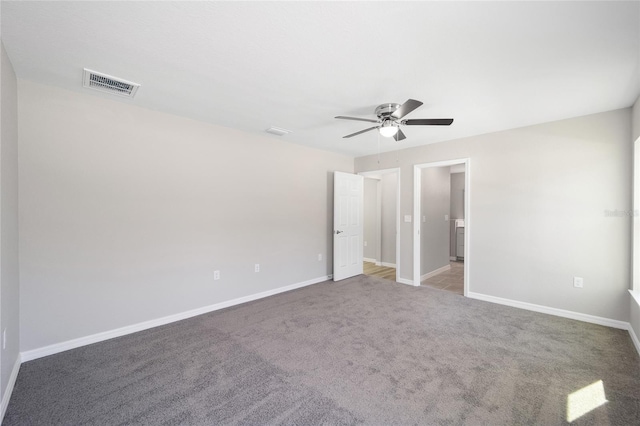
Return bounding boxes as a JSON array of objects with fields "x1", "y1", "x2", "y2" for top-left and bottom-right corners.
[
  {"x1": 83, "y1": 68, "x2": 140, "y2": 98},
  {"x1": 266, "y1": 126, "x2": 292, "y2": 136}
]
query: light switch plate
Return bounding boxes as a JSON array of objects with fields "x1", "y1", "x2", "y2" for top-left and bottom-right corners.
[{"x1": 404, "y1": 215, "x2": 412, "y2": 223}]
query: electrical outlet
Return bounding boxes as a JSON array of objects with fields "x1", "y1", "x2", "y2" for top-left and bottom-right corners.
[
  {"x1": 255, "y1": 264, "x2": 260, "y2": 272},
  {"x1": 364, "y1": 241, "x2": 368, "y2": 247},
  {"x1": 214, "y1": 270, "x2": 220, "y2": 280},
  {"x1": 573, "y1": 277, "x2": 583, "y2": 288},
  {"x1": 445, "y1": 214, "x2": 449, "y2": 221},
  {"x1": 318, "y1": 254, "x2": 322, "y2": 261}
]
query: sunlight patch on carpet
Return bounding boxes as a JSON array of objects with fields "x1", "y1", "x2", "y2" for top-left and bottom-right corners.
[{"x1": 566, "y1": 380, "x2": 607, "y2": 422}]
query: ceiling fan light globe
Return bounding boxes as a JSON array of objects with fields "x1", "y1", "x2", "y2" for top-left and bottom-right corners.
[{"x1": 379, "y1": 123, "x2": 399, "y2": 138}]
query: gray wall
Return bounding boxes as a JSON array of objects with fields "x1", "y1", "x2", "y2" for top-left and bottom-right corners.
[
  {"x1": 0, "y1": 42, "x2": 20, "y2": 403},
  {"x1": 363, "y1": 177, "x2": 378, "y2": 261},
  {"x1": 450, "y1": 172, "x2": 465, "y2": 220},
  {"x1": 356, "y1": 109, "x2": 632, "y2": 322},
  {"x1": 450, "y1": 172, "x2": 465, "y2": 258},
  {"x1": 380, "y1": 173, "x2": 397, "y2": 265},
  {"x1": 18, "y1": 80, "x2": 353, "y2": 352},
  {"x1": 421, "y1": 167, "x2": 450, "y2": 275}
]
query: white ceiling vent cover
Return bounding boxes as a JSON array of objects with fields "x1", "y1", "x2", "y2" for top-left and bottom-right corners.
[
  {"x1": 83, "y1": 68, "x2": 140, "y2": 98},
  {"x1": 266, "y1": 126, "x2": 292, "y2": 136}
]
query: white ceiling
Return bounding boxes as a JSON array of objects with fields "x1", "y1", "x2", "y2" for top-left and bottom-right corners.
[{"x1": 2, "y1": 1, "x2": 639, "y2": 157}]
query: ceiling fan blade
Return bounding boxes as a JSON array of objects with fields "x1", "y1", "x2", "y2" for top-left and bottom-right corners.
[
  {"x1": 343, "y1": 126, "x2": 379, "y2": 138},
  {"x1": 403, "y1": 118, "x2": 454, "y2": 126},
  {"x1": 394, "y1": 128, "x2": 406, "y2": 141},
  {"x1": 335, "y1": 116, "x2": 379, "y2": 123},
  {"x1": 391, "y1": 99, "x2": 423, "y2": 119}
]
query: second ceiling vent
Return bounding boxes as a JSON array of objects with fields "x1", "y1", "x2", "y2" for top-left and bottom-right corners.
[{"x1": 83, "y1": 68, "x2": 140, "y2": 98}]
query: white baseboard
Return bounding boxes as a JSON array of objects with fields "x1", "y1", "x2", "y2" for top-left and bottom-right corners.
[
  {"x1": 449, "y1": 256, "x2": 457, "y2": 261},
  {"x1": 1, "y1": 354, "x2": 21, "y2": 422},
  {"x1": 364, "y1": 260, "x2": 395, "y2": 268},
  {"x1": 397, "y1": 277, "x2": 418, "y2": 287},
  {"x1": 467, "y1": 291, "x2": 629, "y2": 330},
  {"x1": 420, "y1": 264, "x2": 451, "y2": 281},
  {"x1": 21, "y1": 275, "x2": 332, "y2": 362}
]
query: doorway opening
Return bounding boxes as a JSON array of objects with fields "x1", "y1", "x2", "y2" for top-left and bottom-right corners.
[
  {"x1": 413, "y1": 159, "x2": 470, "y2": 295},
  {"x1": 359, "y1": 168, "x2": 400, "y2": 282}
]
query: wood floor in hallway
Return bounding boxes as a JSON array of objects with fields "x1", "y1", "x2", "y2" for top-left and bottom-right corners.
[
  {"x1": 363, "y1": 261, "x2": 464, "y2": 296},
  {"x1": 363, "y1": 262, "x2": 396, "y2": 281},
  {"x1": 421, "y1": 261, "x2": 464, "y2": 295}
]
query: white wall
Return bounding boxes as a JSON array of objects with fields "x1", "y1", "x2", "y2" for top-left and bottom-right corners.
[
  {"x1": 18, "y1": 80, "x2": 353, "y2": 352},
  {"x1": 363, "y1": 177, "x2": 378, "y2": 260},
  {"x1": 356, "y1": 109, "x2": 632, "y2": 322},
  {"x1": 380, "y1": 173, "x2": 397, "y2": 265},
  {"x1": 0, "y1": 42, "x2": 20, "y2": 407},
  {"x1": 450, "y1": 172, "x2": 465, "y2": 258},
  {"x1": 632, "y1": 95, "x2": 640, "y2": 143},
  {"x1": 420, "y1": 167, "x2": 450, "y2": 275}
]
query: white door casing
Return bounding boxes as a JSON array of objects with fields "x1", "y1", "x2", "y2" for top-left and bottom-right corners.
[{"x1": 333, "y1": 171, "x2": 364, "y2": 281}]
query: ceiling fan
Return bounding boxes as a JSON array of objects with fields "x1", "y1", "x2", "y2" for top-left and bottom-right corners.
[{"x1": 335, "y1": 99, "x2": 453, "y2": 141}]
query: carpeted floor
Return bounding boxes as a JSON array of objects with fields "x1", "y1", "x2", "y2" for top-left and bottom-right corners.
[{"x1": 5, "y1": 275, "x2": 640, "y2": 425}]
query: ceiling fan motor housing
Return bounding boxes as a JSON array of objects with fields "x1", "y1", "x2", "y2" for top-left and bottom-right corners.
[{"x1": 375, "y1": 103, "x2": 401, "y2": 119}]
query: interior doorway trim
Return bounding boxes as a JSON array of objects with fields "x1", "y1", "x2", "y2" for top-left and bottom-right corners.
[
  {"x1": 413, "y1": 159, "x2": 470, "y2": 295},
  {"x1": 359, "y1": 168, "x2": 401, "y2": 282},
  {"x1": 633, "y1": 136, "x2": 640, "y2": 292}
]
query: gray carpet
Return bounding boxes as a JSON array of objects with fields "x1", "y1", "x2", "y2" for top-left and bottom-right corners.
[{"x1": 5, "y1": 275, "x2": 640, "y2": 425}]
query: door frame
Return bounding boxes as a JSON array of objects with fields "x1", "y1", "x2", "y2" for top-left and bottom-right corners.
[
  {"x1": 413, "y1": 159, "x2": 470, "y2": 295},
  {"x1": 634, "y1": 136, "x2": 640, "y2": 292},
  {"x1": 359, "y1": 168, "x2": 401, "y2": 281}
]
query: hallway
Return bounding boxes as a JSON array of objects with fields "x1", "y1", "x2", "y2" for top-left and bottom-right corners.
[
  {"x1": 363, "y1": 262, "x2": 396, "y2": 281},
  {"x1": 421, "y1": 261, "x2": 464, "y2": 295}
]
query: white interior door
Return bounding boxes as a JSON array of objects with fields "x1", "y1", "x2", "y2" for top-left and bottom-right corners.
[{"x1": 333, "y1": 171, "x2": 364, "y2": 281}]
